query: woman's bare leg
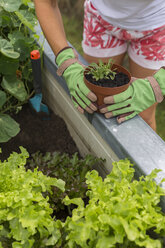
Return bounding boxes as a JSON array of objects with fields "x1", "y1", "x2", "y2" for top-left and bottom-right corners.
[{"x1": 129, "y1": 58, "x2": 157, "y2": 131}]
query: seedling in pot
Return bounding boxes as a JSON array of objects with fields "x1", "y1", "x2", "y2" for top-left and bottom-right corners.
[
  {"x1": 87, "y1": 59, "x2": 117, "y2": 82},
  {"x1": 84, "y1": 59, "x2": 131, "y2": 107},
  {"x1": 85, "y1": 58, "x2": 130, "y2": 88}
]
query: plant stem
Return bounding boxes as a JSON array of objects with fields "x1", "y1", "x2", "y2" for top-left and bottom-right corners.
[
  {"x1": 0, "y1": 91, "x2": 34, "y2": 114},
  {"x1": 67, "y1": 205, "x2": 72, "y2": 216}
]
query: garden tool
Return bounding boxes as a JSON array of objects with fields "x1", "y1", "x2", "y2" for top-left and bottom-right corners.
[{"x1": 29, "y1": 50, "x2": 50, "y2": 117}]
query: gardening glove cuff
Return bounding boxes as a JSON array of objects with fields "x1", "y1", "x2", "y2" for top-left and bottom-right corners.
[
  {"x1": 130, "y1": 68, "x2": 164, "y2": 105},
  {"x1": 135, "y1": 74, "x2": 164, "y2": 104},
  {"x1": 56, "y1": 47, "x2": 85, "y2": 76},
  {"x1": 153, "y1": 67, "x2": 165, "y2": 97}
]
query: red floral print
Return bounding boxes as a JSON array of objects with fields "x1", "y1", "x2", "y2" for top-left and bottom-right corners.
[{"x1": 83, "y1": 0, "x2": 165, "y2": 62}]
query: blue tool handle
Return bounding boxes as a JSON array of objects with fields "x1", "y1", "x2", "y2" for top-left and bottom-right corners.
[{"x1": 31, "y1": 50, "x2": 42, "y2": 94}]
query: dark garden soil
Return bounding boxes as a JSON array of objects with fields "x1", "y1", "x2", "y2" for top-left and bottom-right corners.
[
  {"x1": 0, "y1": 103, "x2": 80, "y2": 162},
  {"x1": 85, "y1": 71, "x2": 130, "y2": 87}
]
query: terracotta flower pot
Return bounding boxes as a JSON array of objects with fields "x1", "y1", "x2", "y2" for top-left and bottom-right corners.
[{"x1": 84, "y1": 63, "x2": 131, "y2": 110}]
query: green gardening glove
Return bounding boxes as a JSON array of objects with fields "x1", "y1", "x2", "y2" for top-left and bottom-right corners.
[
  {"x1": 56, "y1": 47, "x2": 97, "y2": 114},
  {"x1": 100, "y1": 68, "x2": 165, "y2": 123}
]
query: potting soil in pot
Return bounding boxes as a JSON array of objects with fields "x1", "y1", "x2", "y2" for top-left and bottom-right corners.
[
  {"x1": 0, "y1": 104, "x2": 80, "y2": 161},
  {"x1": 85, "y1": 71, "x2": 130, "y2": 87}
]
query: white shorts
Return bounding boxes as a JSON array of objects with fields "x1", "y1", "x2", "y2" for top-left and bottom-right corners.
[{"x1": 82, "y1": 0, "x2": 165, "y2": 70}]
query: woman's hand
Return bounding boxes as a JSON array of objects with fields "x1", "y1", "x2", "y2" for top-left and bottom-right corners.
[
  {"x1": 56, "y1": 47, "x2": 97, "y2": 114},
  {"x1": 100, "y1": 71, "x2": 164, "y2": 123}
]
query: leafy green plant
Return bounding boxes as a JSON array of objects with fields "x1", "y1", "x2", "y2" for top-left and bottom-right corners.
[
  {"x1": 62, "y1": 159, "x2": 165, "y2": 248},
  {"x1": 0, "y1": 147, "x2": 65, "y2": 248},
  {"x1": 1, "y1": 147, "x2": 165, "y2": 248},
  {"x1": 27, "y1": 151, "x2": 105, "y2": 215},
  {"x1": 0, "y1": 0, "x2": 40, "y2": 142},
  {"x1": 87, "y1": 59, "x2": 117, "y2": 81}
]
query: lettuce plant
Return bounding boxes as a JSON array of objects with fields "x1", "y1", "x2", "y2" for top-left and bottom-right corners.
[
  {"x1": 0, "y1": 0, "x2": 40, "y2": 142},
  {"x1": 0, "y1": 147, "x2": 65, "y2": 248},
  {"x1": 1, "y1": 147, "x2": 165, "y2": 248},
  {"x1": 27, "y1": 151, "x2": 105, "y2": 215},
  {"x1": 63, "y1": 159, "x2": 165, "y2": 248}
]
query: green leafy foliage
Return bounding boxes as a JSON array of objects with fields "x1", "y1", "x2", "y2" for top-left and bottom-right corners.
[
  {"x1": 2, "y1": 75, "x2": 28, "y2": 101},
  {"x1": 0, "y1": 38, "x2": 20, "y2": 59},
  {"x1": 0, "y1": 147, "x2": 165, "y2": 247},
  {"x1": 87, "y1": 59, "x2": 117, "y2": 82},
  {"x1": 27, "y1": 151, "x2": 105, "y2": 215},
  {"x1": 0, "y1": 114, "x2": 20, "y2": 142},
  {"x1": 0, "y1": 0, "x2": 22, "y2": 12},
  {"x1": 0, "y1": 0, "x2": 40, "y2": 142},
  {"x1": 63, "y1": 159, "x2": 165, "y2": 248},
  {"x1": 0, "y1": 147, "x2": 65, "y2": 247}
]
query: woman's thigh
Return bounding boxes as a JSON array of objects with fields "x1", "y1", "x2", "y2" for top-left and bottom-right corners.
[
  {"x1": 83, "y1": 52, "x2": 126, "y2": 64},
  {"x1": 129, "y1": 58, "x2": 156, "y2": 78}
]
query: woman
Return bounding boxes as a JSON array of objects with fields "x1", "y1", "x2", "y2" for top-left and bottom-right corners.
[{"x1": 33, "y1": 0, "x2": 165, "y2": 130}]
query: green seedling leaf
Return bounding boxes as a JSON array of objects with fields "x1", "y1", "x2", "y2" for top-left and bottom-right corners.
[
  {"x1": 2, "y1": 75, "x2": 28, "y2": 102},
  {"x1": 0, "y1": 90, "x2": 7, "y2": 108},
  {"x1": 87, "y1": 59, "x2": 117, "y2": 82},
  {"x1": 0, "y1": 54, "x2": 19, "y2": 75},
  {"x1": 0, "y1": 114, "x2": 20, "y2": 142},
  {"x1": 0, "y1": 38, "x2": 20, "y2": 59},
  {"x1": 0, "y1": 0, "x2": 22, "y2": 12}
]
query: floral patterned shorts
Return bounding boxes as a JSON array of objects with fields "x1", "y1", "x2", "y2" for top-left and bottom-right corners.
[{"x1": 82, "y1": 0, "x2": 165, "y2": 70}]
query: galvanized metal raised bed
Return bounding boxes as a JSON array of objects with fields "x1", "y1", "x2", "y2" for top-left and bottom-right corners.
[{"x1": 36, "y1": 25, "x2": 165, "y2": 211}]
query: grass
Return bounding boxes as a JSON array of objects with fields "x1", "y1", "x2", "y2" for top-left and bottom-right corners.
[
  {"x1": 62, "y1": 14, "x2": 83, "y2": 55},
  {"x1": 156, "y1": 99, "x2": 165, "y2": 140},
  {"x1": 62, "y1": 13, "x2": 165, "y2": 141}
]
